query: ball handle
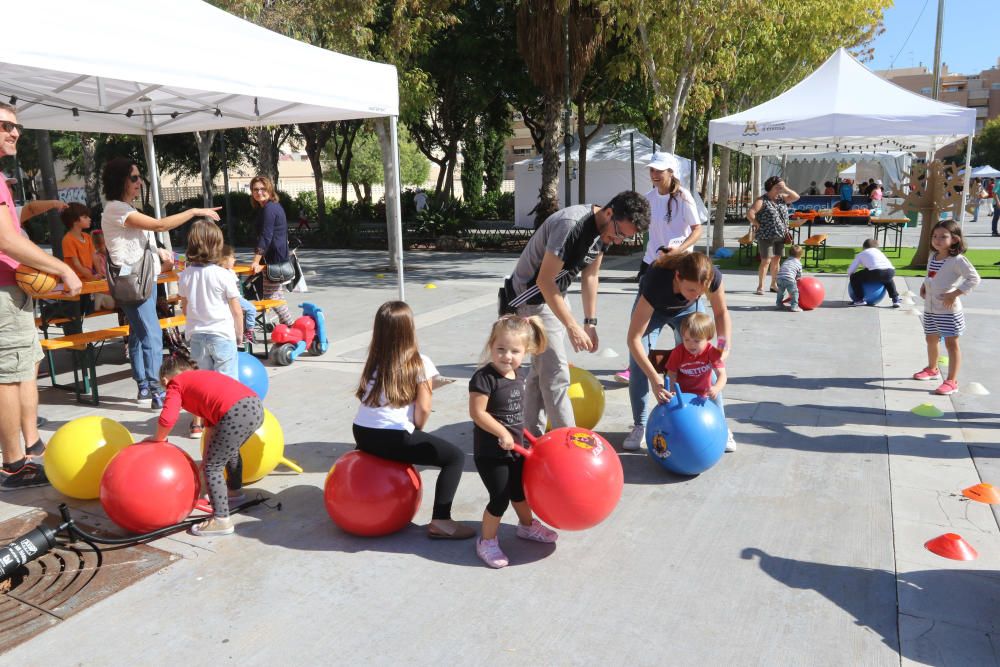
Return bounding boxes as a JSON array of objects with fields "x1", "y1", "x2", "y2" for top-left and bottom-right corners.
[
  {"x1": 672, "y1": 382, "x2": 685, "y2": 408},
  {"x1": 511, "y1": 428, "x2": 537, "y2": 458}
]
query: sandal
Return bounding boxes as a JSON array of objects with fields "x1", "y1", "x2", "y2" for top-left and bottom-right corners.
[
  {"x1": 754, "y1": 288, "x2": 764, "y2": 295},
  {"x1": 428, "y1": 521, "x2": 476, "y2": 540}
]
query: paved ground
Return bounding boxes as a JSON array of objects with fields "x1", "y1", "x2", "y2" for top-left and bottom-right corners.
[{"x1": 3, "y1": 221, "x2": 1000, "y2": 665}]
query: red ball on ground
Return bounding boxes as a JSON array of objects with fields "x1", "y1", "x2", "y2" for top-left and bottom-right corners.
[
  {"x1": 796, "y1": 276, "x2": 826, "y2": 310},
  {"x1": 324, "y1": 451, "x2": 423, "y2": 537},
  {"x1": 520, "y1": 427, "x2": 623, "y2": 531},
  {"x1": 100, "y1": 442, "x2": 200, "y2": 534}
]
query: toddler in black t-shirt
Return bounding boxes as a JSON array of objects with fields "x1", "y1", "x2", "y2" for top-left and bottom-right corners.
[{"x1": 469, "y1": 315, "x2": 558, "y2": 568}]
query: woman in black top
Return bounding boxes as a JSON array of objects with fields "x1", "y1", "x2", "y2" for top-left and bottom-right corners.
[
  {"x1": 623, "y1": 252, "x2": 733, "y2": 451},
  {"x1": 249, "y1": 175, "x2": 293, "y2": 325}
]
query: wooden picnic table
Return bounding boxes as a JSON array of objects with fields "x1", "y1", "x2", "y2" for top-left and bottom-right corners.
[{"x1": 38, "y1": 265, "x2": 252, "y2": 300}]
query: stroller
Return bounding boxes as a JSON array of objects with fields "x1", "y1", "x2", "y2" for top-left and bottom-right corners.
[{"x1": 241, "y1": 245, "x2": 306, "y2": 344}]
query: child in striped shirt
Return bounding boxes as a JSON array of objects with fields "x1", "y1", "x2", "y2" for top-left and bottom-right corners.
[
  {"x1": 913, "y1": 221, "x2": 980, "y2": 395},
  {"x1": 775, "y1": 245, "x2": 804, "y2": 312}
]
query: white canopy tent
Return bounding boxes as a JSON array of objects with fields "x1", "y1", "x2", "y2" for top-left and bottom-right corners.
[
  {"x1": 513, "y1": 126, "x2": 708, "y2": 229},
  {"x1": 707, "y1": 49, "x2": 977, "y2": 243},
  {"x1": 0, "y1": 0, "x2": 408, "y2": 297},
  {"x1": 972, "y1": 165, "x2": 1000, "y2": 179},
  {"x1": 761, "y1": 151, "x2": 912, "y2": 191}
]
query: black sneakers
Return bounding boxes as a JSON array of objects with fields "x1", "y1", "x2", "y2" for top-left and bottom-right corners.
[{"x1": 0, "y1": 462, "x2": 49, "y2": 491}]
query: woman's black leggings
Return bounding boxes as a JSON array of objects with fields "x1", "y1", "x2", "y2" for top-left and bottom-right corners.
[
  {"x1": 474, "y1": 456, "x2": 526, "y2": 517},
  {"x1": 353, "y1": 424, "x2": 465, "y2": 520}
]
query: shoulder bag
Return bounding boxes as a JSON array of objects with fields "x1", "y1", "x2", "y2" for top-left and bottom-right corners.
[{"x1": 105, "y1": 234, "x2": 156, "y2": 306}]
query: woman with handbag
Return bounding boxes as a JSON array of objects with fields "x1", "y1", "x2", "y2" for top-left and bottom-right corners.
[
  {"x1": 100, "y1": 157, "x2": 220, "y2": 409},
  {"x1": 248, "y1": 176, "x2": 294, "y2": 326},
  {"x1": 746, "y1": 176, "x2": 799, "y2": 295}
]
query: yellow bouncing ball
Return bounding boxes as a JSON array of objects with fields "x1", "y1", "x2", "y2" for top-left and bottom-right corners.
[
  {"x1": 46, "y1": 416, "x2": 134, "y2": 499},
  {"x1": 201, "y1": 409, "x2": 302, "y2": 484}
]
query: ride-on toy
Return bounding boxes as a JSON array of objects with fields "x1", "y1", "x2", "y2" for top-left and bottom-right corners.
[{"x1": 269, "y1": 302, "x2": 330, "y2": 366}]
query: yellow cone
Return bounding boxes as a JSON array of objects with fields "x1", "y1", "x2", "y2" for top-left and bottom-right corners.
[
  {"x1": 375, "y1": 273, "x2": 385, "y2": 279},
  {"x1": 425, "y1": 283, "x2": 437, "y2": 289},
  {"x1": 911, "y1": 403, "x2": 944, "y2": 418},
  {"x1": 938, "y1": 355, "x2": 949, "y2": 366}
]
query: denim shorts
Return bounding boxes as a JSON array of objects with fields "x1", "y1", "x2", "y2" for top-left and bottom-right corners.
[{"x1": 189, "y1": 332, "x2": 238, "y2": 380}]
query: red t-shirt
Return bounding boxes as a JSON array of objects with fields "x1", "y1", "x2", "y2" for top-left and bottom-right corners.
[
  {"x1": 158, "y1": 369, "x2": 256, "y2": 429},
  {"x1": 666, "y1": 344, "x2": 724, "y2": 396},
  {"x1": 0, "y1": 179, "x2": 19, "y2": 286}
]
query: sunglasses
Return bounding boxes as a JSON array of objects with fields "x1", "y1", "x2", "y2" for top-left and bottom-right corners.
[
  {"x1": 0, "y1": 120, "x2": 24, "y2": 134},
  {"x1": 128, "y1": 174, "x2": 141, "y2": 183},
  {"x1": 252, "y1": 187, "x2": 268, "y2": 193}
]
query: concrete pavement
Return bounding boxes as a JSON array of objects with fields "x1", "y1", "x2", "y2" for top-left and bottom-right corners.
[{"x1": 2, "y1": 243, "x2": 999, "y2": 665}]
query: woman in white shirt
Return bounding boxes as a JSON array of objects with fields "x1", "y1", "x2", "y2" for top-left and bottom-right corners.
[{"x1": 100, "y1": 157, "x2": 220, "y2": 409}]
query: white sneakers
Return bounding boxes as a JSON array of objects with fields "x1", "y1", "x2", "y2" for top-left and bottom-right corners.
[
  {"x1": 623, "y1": 425, "x2": 645, "y2": 451},
  {"x1": 725, "y1": 431, "x2": 737, "y2": 452}
]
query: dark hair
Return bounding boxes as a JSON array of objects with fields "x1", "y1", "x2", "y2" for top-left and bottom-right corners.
[
  {"x1": 60, "y1": 202, "x2": 91, "y2": 229},
  {"x1": 862, "y1": 238, "x2": 879, "y2": 249},
  {"x1": 102, "y1": 157, "x2": 137, "y2": 201},
  {"x1": 185, "y1": 218, "x2": 224, "y2": 265},
  {"x1": 604, "y1": 191, "x2": 651, "y2": 232},
  {"x1": 824, "y1": 181, "x2": 833, "y2": 188},
  {"x1": 933, "y1": 220, "x2": 966, "y2": 256},
  {"x1": 160, "y1": 354, "x2": 197, "y2": 386},
  {"x1": 764, "y1": 176, "x2": 783, "y2": 192}
]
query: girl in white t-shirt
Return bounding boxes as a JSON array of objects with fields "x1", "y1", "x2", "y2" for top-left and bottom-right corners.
[
  {"x1": 352, "y1": 301, "x2": 475, "y2": 540},
  {"x1": 179, "y1": 220, "x2": 243, "y2": 435}
]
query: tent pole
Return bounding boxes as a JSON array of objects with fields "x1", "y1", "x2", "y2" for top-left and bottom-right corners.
[
  {"x1": 705, "y1": 143, "x2": 714, "y2": 253},
  {"x1": 389, "y1": 116, "x2": 405, "y2": 301},
  {"x1": 142, "y1": 120, "x2": 171, "y2": 253},
  {"x1": 959, "y1": 133, "x2": 974, "y2": 228}
]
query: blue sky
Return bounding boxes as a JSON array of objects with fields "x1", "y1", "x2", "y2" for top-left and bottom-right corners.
[{"x1": 867, "y1": 0, "x2": 998, "y2": 74}]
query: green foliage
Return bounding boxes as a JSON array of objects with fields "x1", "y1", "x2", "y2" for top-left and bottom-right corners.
[
  {"x1": 460, "y1": 127, "x2": 485, "y2": 204},
  {"x1": 325, "y1": 125, "x2": 429, "y2": 197},
  {"x1": 972, "y1": 117, "x2": 1000, "y2": 169}
]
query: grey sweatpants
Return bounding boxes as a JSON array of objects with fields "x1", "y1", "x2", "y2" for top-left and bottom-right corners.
[
  {"x1": 518, "y1": 298, "x2": 575, "y2": 434},
  {"x1": 204, "y1": 396, "x2": 264, "y2": 518}
]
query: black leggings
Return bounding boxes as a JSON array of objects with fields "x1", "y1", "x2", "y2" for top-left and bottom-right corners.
[
  {"x1": 475, "y1": 456, "x2": 526, "y2": 517},
  {"x1": 353, "y1": 424, "x2": 465, "y2": 521},
  {"x1": 849, "y1": 268, "x2": 899, "y2": 301}
]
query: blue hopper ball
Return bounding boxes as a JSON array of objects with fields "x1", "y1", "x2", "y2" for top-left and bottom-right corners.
[
  {"x1": 237, "y1": 351, "x2": 269, "y2": 400},
  {"x1": 848, "y1": 281, "x2": 886, "y2": 305},
  {"x1": 646, "y1": 383, "x2": 727, "y2": 476}
]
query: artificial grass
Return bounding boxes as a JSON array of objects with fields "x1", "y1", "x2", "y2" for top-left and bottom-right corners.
[{"x1": 713, "y1": 246, "x2": 1000, "y2": 277}]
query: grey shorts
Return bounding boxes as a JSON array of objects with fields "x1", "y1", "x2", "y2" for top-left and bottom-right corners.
[
  {"x1": 0, "y1": 285, "x2": 43, "y2": 384},
  {"x1": 758, "y1": 239, "x2": 784, "y2": 259}
]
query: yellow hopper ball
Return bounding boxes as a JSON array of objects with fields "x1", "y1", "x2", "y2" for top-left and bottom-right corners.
[
  {"x1": 46, "y1": 416, "x2": 134, "y2": 499},
  {"x1": 200, "y1": 408, "x2": 302, "y2": 484},
  {"x1": 547, "y1": 366, "x2": 606, "y2": 430}
]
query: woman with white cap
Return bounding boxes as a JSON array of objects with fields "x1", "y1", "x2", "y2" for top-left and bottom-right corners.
[{"x1": 615, "y1": 151, "x2": 702, "y2": 385}]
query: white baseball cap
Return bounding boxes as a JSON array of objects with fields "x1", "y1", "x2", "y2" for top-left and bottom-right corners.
[{"x1": 647, "y1": 151, "x2": 679, "y2": 172}]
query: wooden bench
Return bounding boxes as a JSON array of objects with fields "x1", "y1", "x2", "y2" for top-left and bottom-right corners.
[
  {"x1": 738, "y1": 232, "x2": 757, "y2": 266},
  {"x1": 802, "y1": 234, "x2": 828, "y2": 268},
  {"x1": 36, "y1": 308, "x2": 117, "y2": 329},
  {"x1": 43, "y1": 315, "x2": 186, "y2": 405},
  {"x1": 246, "y1": 299, "x2": 287, "y2": 356}
]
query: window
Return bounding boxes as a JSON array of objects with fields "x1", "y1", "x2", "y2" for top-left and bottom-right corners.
[
  {"x1": 920, "y1": 87, "x2": 932, "y2": 95},
  {"x1": 992, "y1": 83, "x2": 1000, "y2": 90},
  {"x1": 512, "y1": 147, "x2": 533, "y2": 156}
]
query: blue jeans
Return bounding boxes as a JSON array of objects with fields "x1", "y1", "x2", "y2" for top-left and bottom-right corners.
[
  {"x1": 189, "y1": 333, "x2": 238, "y2": 380},
  {"x1": 776, "y1": 276, "x2": 798, "y2": 308},
  {"x1": 239, "y1": 297, "x2": 256, "y2": 334},
  {"x1": 628, "y1": 295, "x2": 726, "y2": 427},
  {"x1": 121, "y1": 291, "x2": 163, "y2": 391}
]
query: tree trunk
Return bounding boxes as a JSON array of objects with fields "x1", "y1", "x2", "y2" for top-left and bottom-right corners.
[
  {"x1": 536, "y1": 96, "x2": 563, "y2": 228},
  {"x1": 195, "y1": 130, "x2": 217, "y2": 206},
  {"x1": 712, "y1": 146, "x2": 731, "y2": 251},
  {"x1": 299, "y1": 123, "x2": 335, "y2": 223},
  {"x1": 309, "y1": 151, "x2": 326, "y2": 220},
  {"x1": 255, "y1": 127, "x2": 279, "y2": 185},
  {"x1": 577, "y1": 98, "x2": 588, "y2": 203},
  {"x1": 80, "y1": 134, "x2": 100, "y2": 208}
]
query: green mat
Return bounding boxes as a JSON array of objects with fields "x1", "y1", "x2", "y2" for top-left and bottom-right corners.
[{"x1": 713, "y1": 246, "x2": 1000, "y2": 277}]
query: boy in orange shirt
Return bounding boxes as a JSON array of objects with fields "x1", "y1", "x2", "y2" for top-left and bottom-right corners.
[{"x1": 60, "y1": 203, "x2": 99, "y2": 281}]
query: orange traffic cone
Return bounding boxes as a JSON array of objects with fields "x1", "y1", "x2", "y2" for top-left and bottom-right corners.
[
  {"x1": 962, "y1": 483, "x2": 1000, "y2": 504},
  {"x1": 925, "y1": 533, "x2": 978, "y2": 561}
]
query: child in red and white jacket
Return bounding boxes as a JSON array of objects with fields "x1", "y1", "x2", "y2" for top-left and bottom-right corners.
[
  {"x1": 664, "y1": 312, "x2": 735, "y2": 451},
  {"x1": 154, "y1": 356, "x2": 264, "y2": 536}
]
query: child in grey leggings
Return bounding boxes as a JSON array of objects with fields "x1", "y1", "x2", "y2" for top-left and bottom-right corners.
[{"x1": 156, "y1": 356, "x2": 265, "y2": 536}]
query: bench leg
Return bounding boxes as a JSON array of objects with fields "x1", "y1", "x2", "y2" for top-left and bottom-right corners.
[{"x1": 69, "y1": 345, "x2": 100, "y2": 406}]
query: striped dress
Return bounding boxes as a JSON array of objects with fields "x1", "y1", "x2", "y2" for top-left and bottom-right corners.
[{"x1": 922, "y1": 256, "x2": 965, "y2": 337}]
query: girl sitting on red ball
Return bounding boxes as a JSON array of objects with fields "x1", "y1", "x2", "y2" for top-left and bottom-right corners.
[{"x1": 154, "y1": 356, "x2": 264, "y2": 537}]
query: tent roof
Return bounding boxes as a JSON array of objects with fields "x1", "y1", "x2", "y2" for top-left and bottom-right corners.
[
  {"x1": 0, "y1": 0, "x2": 398, "y2": 135},
  {"x1": 708, "y1": 49, "x2": 975, "y2": 156},
  {"x1": 972, "y1": 165, "x2": 1000, "y2": 178},
  {"x1": 516, "y1": 125, "x2": 657, "y2": 166}
]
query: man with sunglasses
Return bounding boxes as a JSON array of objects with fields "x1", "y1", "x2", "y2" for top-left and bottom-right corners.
[
  {"x1": 505, "y1": 191, "x2": 650, "y2": 434},
  {"x1": 0, "y1": 102, "x2": 83, "y2": 490}
]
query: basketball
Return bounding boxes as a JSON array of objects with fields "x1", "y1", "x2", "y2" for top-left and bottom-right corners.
[{"x1": 15, "y1": 265, "x2": 59, "y2": 297}]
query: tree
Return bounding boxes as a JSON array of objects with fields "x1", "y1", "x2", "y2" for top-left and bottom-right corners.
[
  {"x1": 460, "y1": 122, "x2": 485, "y2": 204},
  {"x1": 517, "y1": 0, "x2": 607, "y2": 226},
  {"x1": 329, "y1": 125, "x2": 429, "y2": 203},
  {"x1": 971, "y1": 117, "x2": 1000, "y2": 168}
]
